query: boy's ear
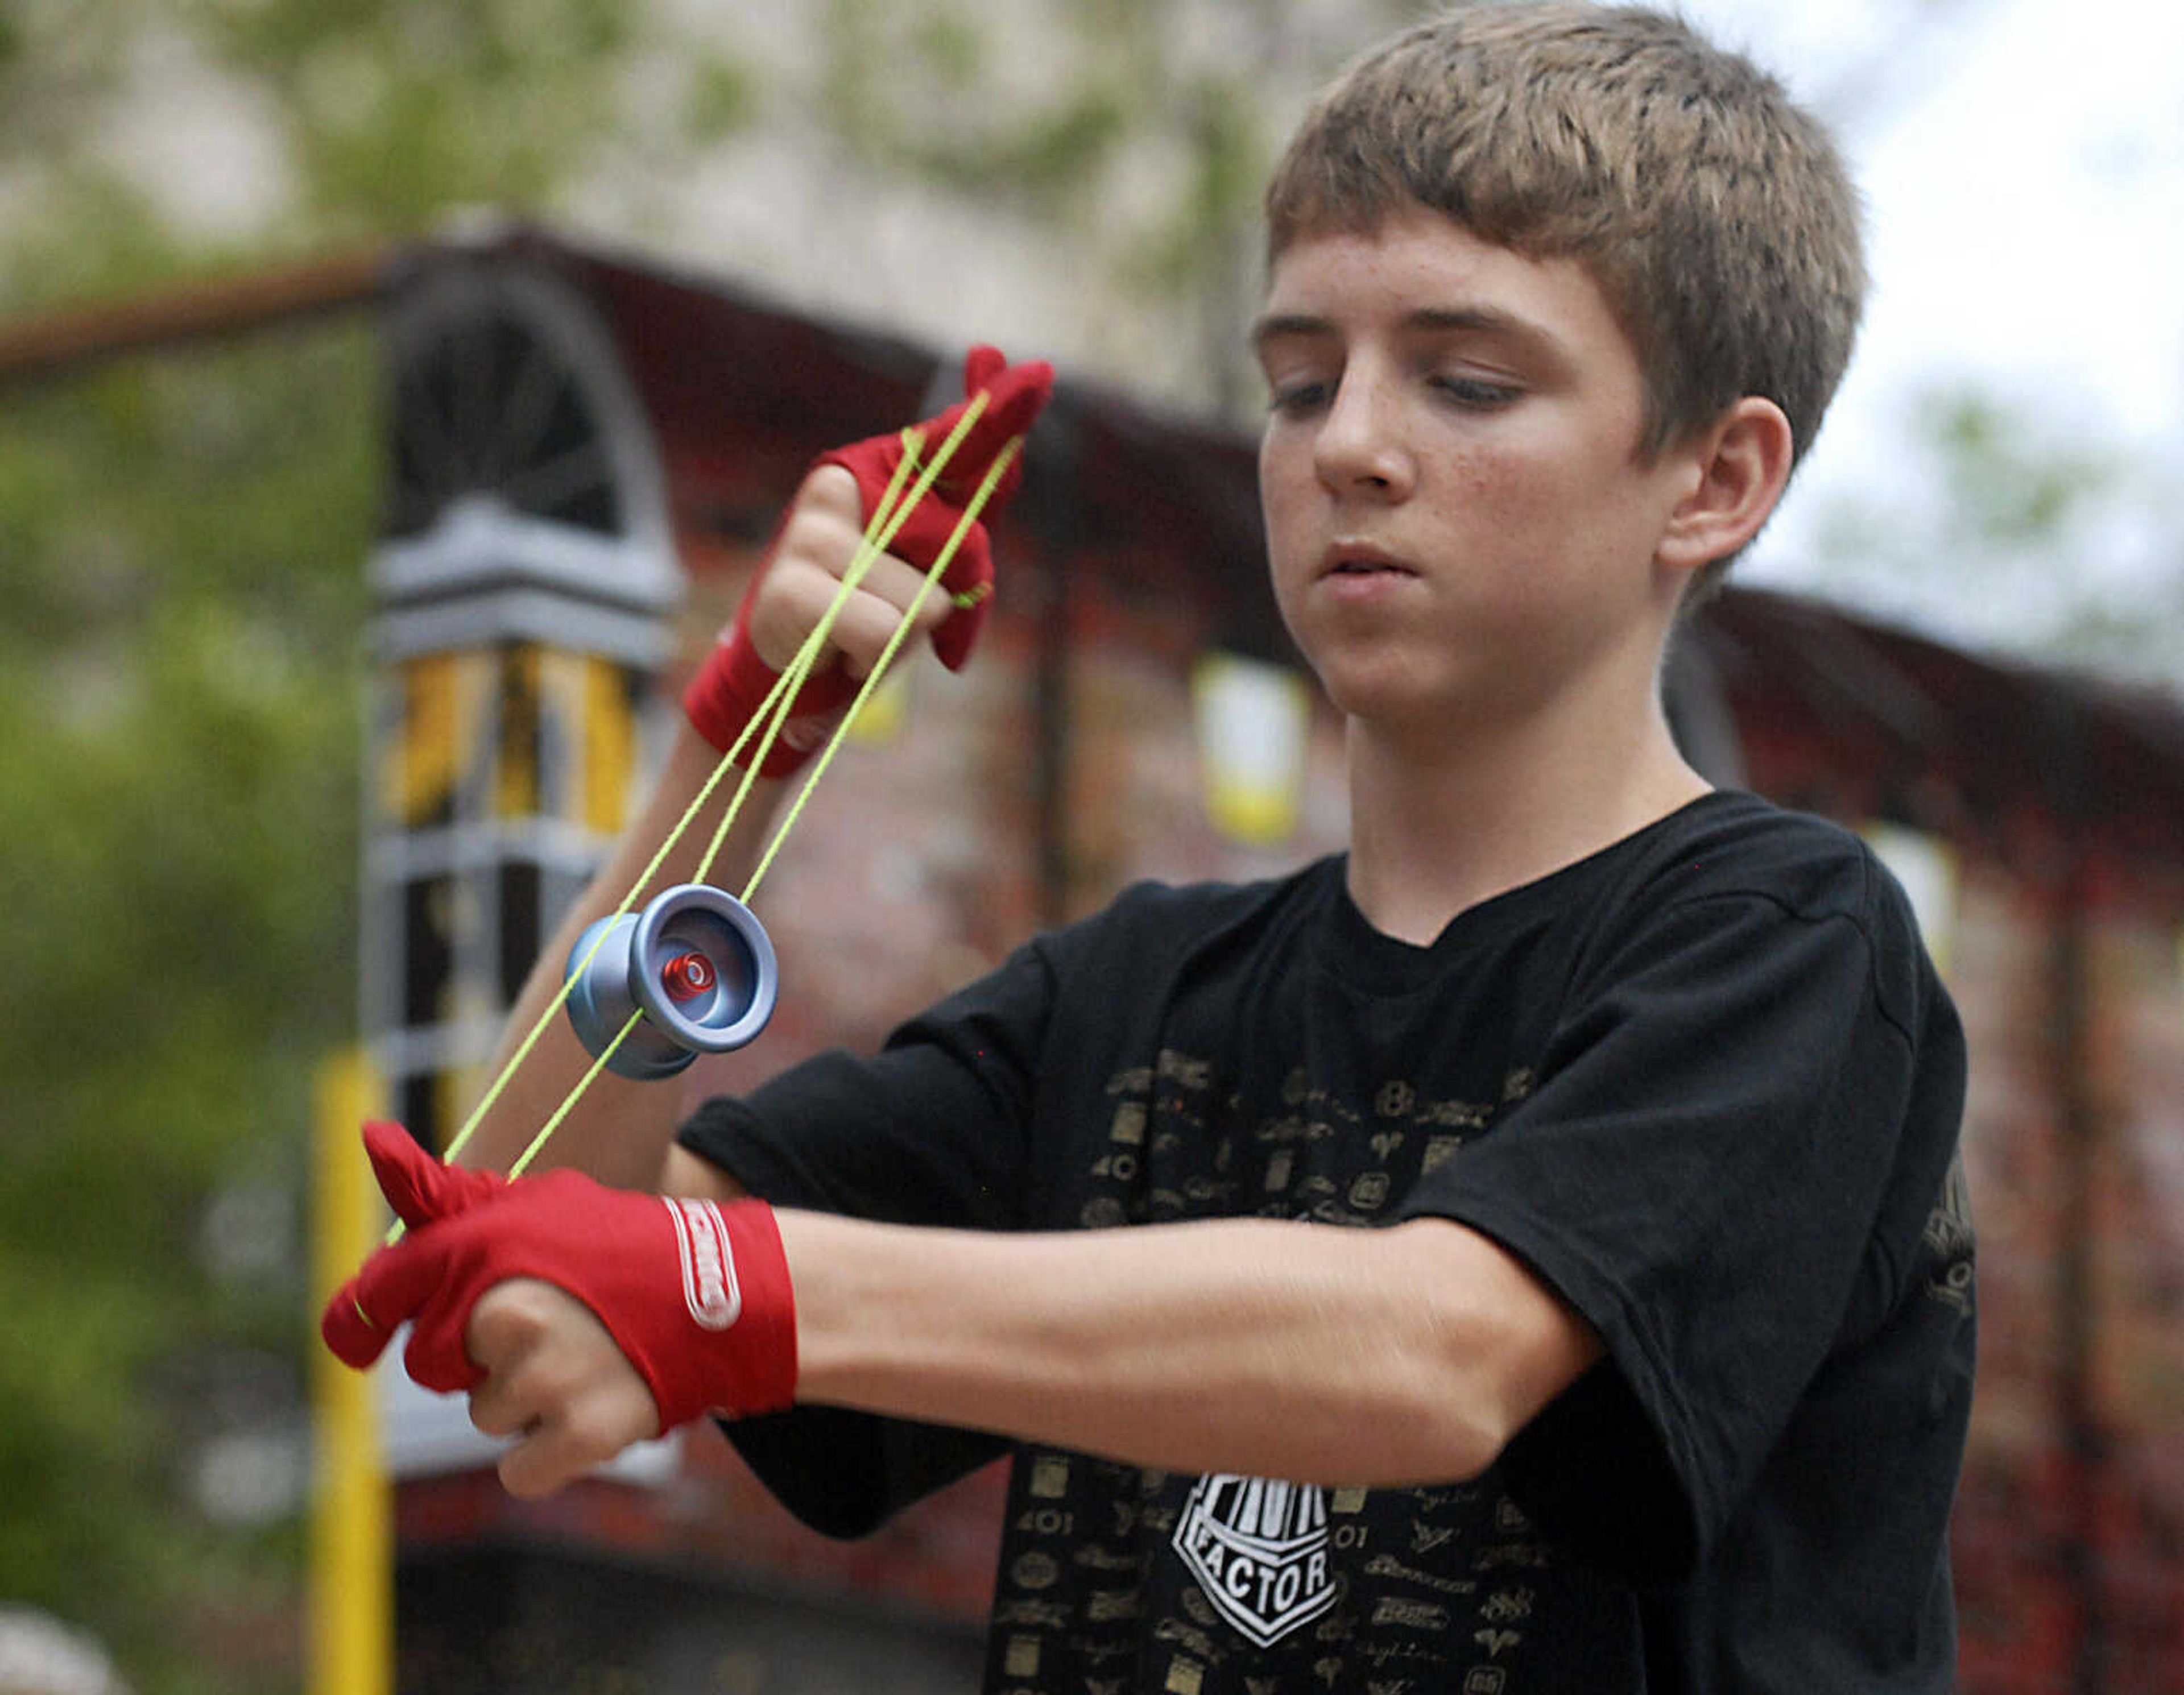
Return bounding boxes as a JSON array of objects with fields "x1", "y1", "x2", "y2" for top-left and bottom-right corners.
[{"x1": 1658, "y1": 397, "x2": 1795, "y2": 576}]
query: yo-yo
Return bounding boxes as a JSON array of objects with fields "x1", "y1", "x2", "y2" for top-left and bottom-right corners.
[{"x1": 563, "y1": 884, "x2": 779, "y2": 1079}]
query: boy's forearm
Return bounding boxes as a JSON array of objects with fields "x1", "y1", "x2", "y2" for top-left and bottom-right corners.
[
  {"x1": 450, "y1": 350, "x2": 1050, "y2": 1188},
  {"x1": 451, "y1": 724, "x2": 785, "y2": 1190},
  {"x1": 776, "y1": 1209, "x2": 1600, "y2": 1486}
]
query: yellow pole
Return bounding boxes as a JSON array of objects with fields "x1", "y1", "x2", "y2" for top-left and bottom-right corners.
[{"x1": 309, "y1": 1048, "x2": 392, "y2": 1695}]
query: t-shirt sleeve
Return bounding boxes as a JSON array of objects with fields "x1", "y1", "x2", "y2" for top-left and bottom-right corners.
[
  {"x1": 1395, "y1": 853, "x2": 1946, "y2": 1579},
  {"x1": 673, "y1": 935, "x2": 1061, "y2": 1536}
]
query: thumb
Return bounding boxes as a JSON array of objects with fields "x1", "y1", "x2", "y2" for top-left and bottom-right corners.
[
  {"x1": 320, "y1": 1200, "x2": 461, "y2": 1369},
  {"x1": 318, "y1": 1224, "x2": 480, "y2": 1392},
  {"x1": 321, "y1": 1271, "x2": 395, "y2": 1369},
  {"x1": 361, "y1": 1119, "x2": 501, "y2": 1231}
]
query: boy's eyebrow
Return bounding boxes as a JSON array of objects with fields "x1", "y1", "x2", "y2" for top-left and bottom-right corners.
[{"x1": 1250, "y1": 305, "x2": 1569, "y2": 361}]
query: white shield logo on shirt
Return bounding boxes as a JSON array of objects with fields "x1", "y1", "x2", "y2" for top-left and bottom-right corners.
[{"x1": 1172, "y1": 1473, "x2": 1339, "y2": 1648}]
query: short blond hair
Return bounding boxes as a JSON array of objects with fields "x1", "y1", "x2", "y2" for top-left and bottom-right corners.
[{"x1": 1265, "y1": 2, "x2": 1866, "y2": 587}]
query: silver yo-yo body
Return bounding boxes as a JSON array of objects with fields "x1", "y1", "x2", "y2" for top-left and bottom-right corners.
[{"x1": 563, "y1": 884, "x2": 779, "y2": 1079}]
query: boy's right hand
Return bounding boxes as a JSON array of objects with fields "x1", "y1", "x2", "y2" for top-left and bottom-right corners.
[{"x1": 684, "y1": 345, "x2": 1054, "y2": 776}]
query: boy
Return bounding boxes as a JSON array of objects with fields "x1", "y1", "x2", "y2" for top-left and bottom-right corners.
[{"x1": 327, "y1": 5, "x2": 1973, "y2": 1690}]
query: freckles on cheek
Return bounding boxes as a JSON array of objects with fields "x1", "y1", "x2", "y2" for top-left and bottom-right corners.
[
  {"x1": 1442, "y1": 449, "x2": 1551, "y2": 554},
  {"x1": 1440, "y1": 457, "x2": 1594, "y2": 619},
  {"x1": 1463, "y1": 434, "x2": 1607, "y2": 553}
]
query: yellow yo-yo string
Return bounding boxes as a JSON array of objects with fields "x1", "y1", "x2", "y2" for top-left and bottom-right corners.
[{"x1": 387, "y1": 399, "x2": 1025, "y2": 1237}]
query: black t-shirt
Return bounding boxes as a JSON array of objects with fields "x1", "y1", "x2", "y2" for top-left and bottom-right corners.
[{"x1": 679, "y1": 791, "x2": 1974, "y2": 1694}]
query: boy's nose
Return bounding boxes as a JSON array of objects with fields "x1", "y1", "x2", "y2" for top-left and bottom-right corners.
[{"x1": 1313, "y1": 370, "x2": 1413, "y2": 499}]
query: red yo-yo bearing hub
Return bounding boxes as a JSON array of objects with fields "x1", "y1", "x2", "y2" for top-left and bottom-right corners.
[
  {"x1": 562, "y1": 885, "x2": 779, "y2": 1080},
  {"x1": 660, "y1": 950, "x2": 715, "y2": 1002}
]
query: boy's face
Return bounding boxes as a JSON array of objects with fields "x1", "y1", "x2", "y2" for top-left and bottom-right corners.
[{"x1": 1254, "y1": 209, "x2": 1702, "y2": 736}]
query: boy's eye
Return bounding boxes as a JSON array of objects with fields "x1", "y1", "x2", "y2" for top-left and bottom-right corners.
[
  {"x1": 1430, "y1": 374, "x2": 1520, "y2": 408},
  {"x1": 1267, "y1": 379, "x2": 1332, "y2": 416},
  {"x1": 1263, "y1": 369, "x2": 1518, "y2": 416}
]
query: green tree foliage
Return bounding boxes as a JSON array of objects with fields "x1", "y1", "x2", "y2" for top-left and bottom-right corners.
[
  {"x1": 803, "y1": 0, "x2": 1413, "y2": 413},
  {"x1": 1809, "y1": 384, "x2": 2184, "y2": 685},
  {"x1": 0, "y1": 3, "x2": 664, "y2": 1688},
  {"x1": 0, "y1": 331, "x2": 377, "y2": 1693},
  {"x1": 193, "y1": 0, "x2": 637, "y2": 234}
]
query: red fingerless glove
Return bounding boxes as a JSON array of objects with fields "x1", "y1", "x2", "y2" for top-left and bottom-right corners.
[
  {"x1": 682, "y1": 343, "x2": 1055, "y2": 776},
  {"x1": 321, "y1": 1121, "x2": 797, "y2": 1429}
]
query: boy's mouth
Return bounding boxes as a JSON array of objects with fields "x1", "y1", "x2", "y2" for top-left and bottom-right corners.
[{"x1": 1320, "y1": 544, "x2": 1417, "y2": 580}]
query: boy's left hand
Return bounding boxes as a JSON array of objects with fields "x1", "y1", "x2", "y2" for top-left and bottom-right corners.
[{"x1": 321, "y1": 1122, "x2": 798, "y2": 1495}]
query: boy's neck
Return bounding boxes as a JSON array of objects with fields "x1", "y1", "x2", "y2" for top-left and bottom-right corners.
[{"x1": 1341, "y1": 681, "x2": 1711, "y2": 947}]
